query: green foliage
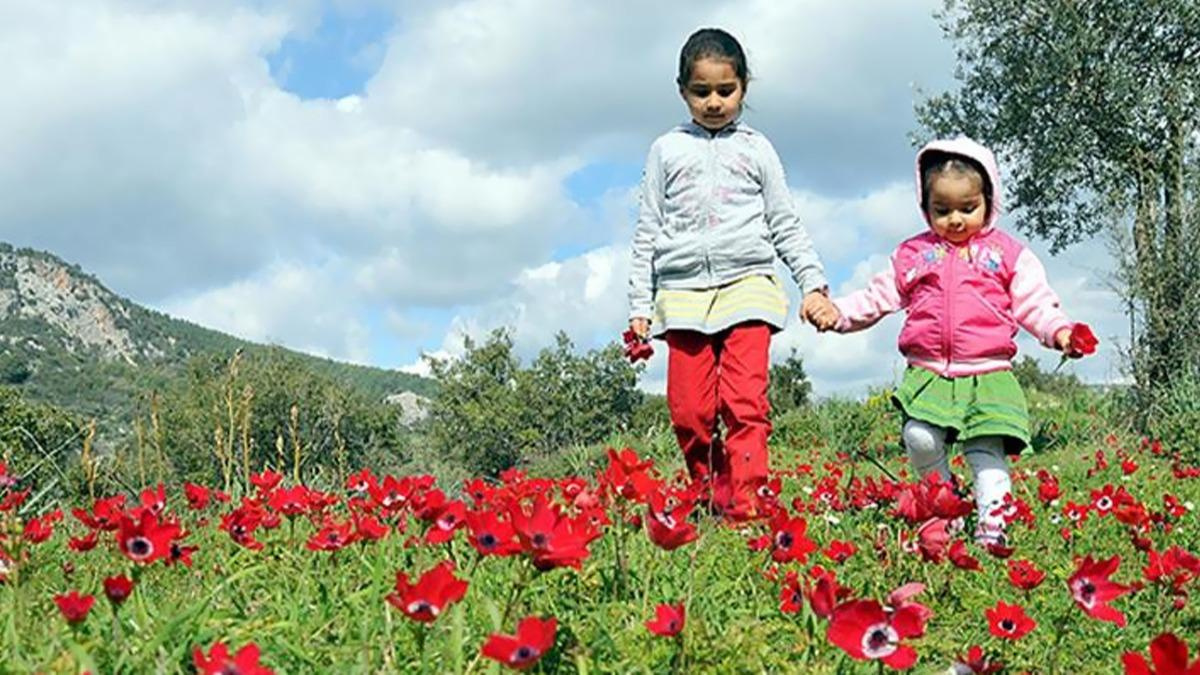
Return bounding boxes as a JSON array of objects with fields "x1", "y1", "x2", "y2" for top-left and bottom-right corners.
[
  {"x1": 152, "y1": 347, "x2": 406, "y2": 492},
  {"x1": 916, "y1": 0, "x2": 1200, "y2": 423},
  {"x1": 1145, "y1": 363, "x2": 1200, "y2": 459},
  {"x1": 1011, "y1": 355, "x2": 1085, "y2": 398},
  {"x1": 0, "y1": 386, "x2": 82, "y2": 505},
  {"x1": 427, "y1": 329, "x2": 643, "y2": 477},
  {"x1": 768, "y1": 348, "x2": 812, "y2": 416},
  {"x1": 0, "y1": 352, "x2": 30, "y2": 385}
]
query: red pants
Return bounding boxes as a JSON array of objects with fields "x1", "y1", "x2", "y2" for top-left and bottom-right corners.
[{"x1": 665, "y1": 322, "x2": 771, "y2": 519}]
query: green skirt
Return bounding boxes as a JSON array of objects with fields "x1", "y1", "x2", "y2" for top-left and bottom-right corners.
[{"x1": 892, "y1": 366, "x2": 1031, "y2": 454}]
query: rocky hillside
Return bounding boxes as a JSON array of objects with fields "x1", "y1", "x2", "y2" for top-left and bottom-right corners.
[{"x1": 0, "y1": 243, "x2": 433, "y2": 420}]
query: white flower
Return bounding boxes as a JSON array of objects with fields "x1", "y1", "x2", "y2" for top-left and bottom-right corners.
[{"x1": 824, "y1": 514, "x2": 841, "y2": 525}]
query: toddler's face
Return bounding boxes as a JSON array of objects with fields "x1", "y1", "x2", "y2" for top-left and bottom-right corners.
[
  {"x1": 681, "y1": 58, "x2": 744, "y2": 131},
  {"x1": 926, "y1": 173, "x2": 987, "y2": 244}
]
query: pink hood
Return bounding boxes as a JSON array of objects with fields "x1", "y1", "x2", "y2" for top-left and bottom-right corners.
[{"x1": 915, "y1": 136, "x2": 1003, "y2": 234}]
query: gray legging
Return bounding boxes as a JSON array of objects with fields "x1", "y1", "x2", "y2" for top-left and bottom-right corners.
[{"x1": 900, "y1": 418, "x2": 1011, "y2": 526}]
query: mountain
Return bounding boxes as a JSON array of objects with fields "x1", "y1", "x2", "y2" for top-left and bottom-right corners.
[{"x1": 0, "y1": 243, "x2": 434, "y2": 422}]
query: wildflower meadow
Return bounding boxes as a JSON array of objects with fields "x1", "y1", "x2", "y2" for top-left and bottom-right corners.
[{"x1": 3, "y1": 386, "x2": 1200, "y2": 673}]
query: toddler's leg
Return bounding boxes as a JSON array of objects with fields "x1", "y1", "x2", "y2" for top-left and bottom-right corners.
[
  {"x1": 962, "y1": 436, "x2": 1011, "y2": 544},
  {"x1": 900, "y1": 419, "x2": 951, "y2": 482}
]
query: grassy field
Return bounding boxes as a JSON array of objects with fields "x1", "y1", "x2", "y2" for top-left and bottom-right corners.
[{"x1": 2, "y1": 389, "x2": 1198, "y2": 673}]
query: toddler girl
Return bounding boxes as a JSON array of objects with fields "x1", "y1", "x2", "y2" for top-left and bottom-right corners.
[
  {"x1": 627, "y1": 28, "x2": 836, "y2": 521},
  {"x1": 824, "y1": 137, "x2": 1090, "y2": 543}
]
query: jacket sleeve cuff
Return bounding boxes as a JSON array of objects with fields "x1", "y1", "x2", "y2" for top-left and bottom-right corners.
[{"x1": 798, "y1": 273, "x2": 829, "y2": 296}]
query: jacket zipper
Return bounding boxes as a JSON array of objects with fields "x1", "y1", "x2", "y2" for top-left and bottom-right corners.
[
  {"x1": 942, "y1": 245, "x2": 955, "y2": 373},
  {"x1": 703, "y1": 131, "x2": 715, "y2": 284}
]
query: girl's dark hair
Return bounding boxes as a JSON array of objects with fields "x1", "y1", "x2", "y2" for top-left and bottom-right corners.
[
  {"x1": 676, "y1": 28, "x2": 749, "y2": 88},
  {"x1": 919, "y1": 150, "x2": 992, "y2": 213}
]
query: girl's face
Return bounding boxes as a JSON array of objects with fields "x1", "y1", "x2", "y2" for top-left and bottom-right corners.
[
  {"x1": 681, "y1": 57, "x2": 744, "y2": 131},
  {"x1": 926, "y1": 172, "x2": 987, "y2": 244}
]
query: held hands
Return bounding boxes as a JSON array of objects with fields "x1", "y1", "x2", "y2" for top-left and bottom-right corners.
[{"x1": 802, "y1": 290, "x2": 840, "y2": 332}]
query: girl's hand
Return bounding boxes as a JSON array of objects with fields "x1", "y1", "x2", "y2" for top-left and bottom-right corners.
[
  {"x1": 629, "y1": 317, "x2": 651, "y2": 340},
  {"x1": 802, "y1": 291, "x2": 840, "y2": 332},
  {"x1": 1055, "y1": 328, "x2": 1077, "y2": 357}
]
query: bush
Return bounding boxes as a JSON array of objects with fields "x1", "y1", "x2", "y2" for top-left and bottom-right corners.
[
  {"x1": 427, "y1": 329, "x2": 643, "y2": 477},
  {"x1": 1146, "y1": 364, "x2": 1200, "y2": 459},
  {"x1": 768, "y1": 348, "x2": 812, "y2": 416}
]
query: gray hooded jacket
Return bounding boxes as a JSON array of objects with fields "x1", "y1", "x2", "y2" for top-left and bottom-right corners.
[{"x1": 627, "y1": 121, "x2": 827, "y2": 320}]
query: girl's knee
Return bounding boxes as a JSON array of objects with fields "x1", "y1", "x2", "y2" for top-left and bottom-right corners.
[{"x1": 901, "y1": 419, "x2": 945, "y2": 457}]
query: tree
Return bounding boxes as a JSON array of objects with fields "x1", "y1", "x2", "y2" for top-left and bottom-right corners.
[
  {"x1": 916, "y1": 0, "x2": 1200, "y2": 418},
  {"x1": 769, "y1": 349, "x2": 812, "y2": 415}
]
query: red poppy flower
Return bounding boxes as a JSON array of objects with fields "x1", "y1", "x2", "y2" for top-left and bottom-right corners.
[
  {"x1": 1007, "y1": 559, "x2": 1046, "y2": 591},
  {"x1": 386, "y1": 560, "x2": 468, "y2": 623},
  {"x1": 645, "y1": 603, "x2": 685, "y2": 637},
  {"x1": 117, "y1": 509, "x2": 180, "y2": 565},
  {"x1": 1068, "y1": 555, "x2": 1133, "y2": 626},
  {"x1": 948, "y1": 540, "x2": 981, "y2": 571},
  {"x1": 103, "y1": 574, "x2": 135, "y2": 605},
  {"x1": 0, "y1": 488, "x2": 29, "y2": 512},
  {"x1": 54, "y1": 590, "x2": 95, "y2": 625},
  {"x1": 193, "y1": 641, "x2": 274, "y2": 675},
  {"x1": 1068, "y1": 322, "x2": 1098, "y2": 356},
  {"x1": 481, "y1": 616, "x2": 557, "y2": 671},
  {"x1": 346, "y1": 468, "x2": 377, "y2": 494},
  {"x1": 827, "y1": 599, "x2": 927, "y2": 670},
  {"x1": 425, "y1": 499, "x2": 468, "y2": 545},
  {"x1": 769, "y1": 513, "x2": 817, "y2": 564},
  {"x1": 1122, "y1": 632, "x2": 1200, "y2": 675},
  {"x1": 622, "y1": 329, "x2": 654, "y2": 363},
  {"x1": 985, "y1": 601, "x2": 1036, "y2": 640},
  {"x1": 353, "y1": 512, "x2": 389, "y2": 542},
  {"x1": 219, "y1": 503, "x2": 266, "y2": 551}
]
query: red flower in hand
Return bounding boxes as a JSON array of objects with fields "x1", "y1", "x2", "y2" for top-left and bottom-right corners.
[
  {"x1": 1122, "y1": 632, "x2": 1200, "y2": 675},
  {"x1": 54, "y1": 590, "x2": 95, "y2": 625},
  {"x1": 193, "y1": 641, "x2": 274, "y2": 675},
  {"x1": 1069, "y1": 323, "x2": 1099, "y2": 356},
  {"x1": 985, "y1": 601, "x2": 1036, "y2": 640},
  {"x1": 622, "y1": 329, "x2": 654, "y2": 363},
  {"x1": 481, "y1": 615, "x2": 557, "y2": 671},
  {"x1": 645, "y1": 603, "x2": 685, "y2": 637}
]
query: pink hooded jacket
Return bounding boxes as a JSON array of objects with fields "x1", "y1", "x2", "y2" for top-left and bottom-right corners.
[{"x1": 832, "y1": 137, "x2": 1072, "y2": 377}]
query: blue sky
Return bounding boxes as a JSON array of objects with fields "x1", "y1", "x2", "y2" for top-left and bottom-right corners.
[{"x1": 0, "y1": 0, "x2": 1127, "y2": 395}]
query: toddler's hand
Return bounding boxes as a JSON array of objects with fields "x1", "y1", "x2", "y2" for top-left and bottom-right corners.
[
  {"x1": 801, "y1": 291, "x2": 840, "y2": 332},
  {"x1": 629, "y1": 317, "x2": 651, "y2": 340},
  {"x1": 1056, "y1": 323, "x2": 1098, "y2": 359}
]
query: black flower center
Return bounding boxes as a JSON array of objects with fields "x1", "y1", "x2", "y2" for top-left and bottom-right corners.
[
  {"x1": 128, "y1": 537, "x2": 152, "y2": 558},
  {"x1": 867, "y1": 629, "x2": 889, "y2": 651},
  {"x1": 776, "y1": 532, "x2": 793, "y2": 550},
  {"x1": 1001, "y1": 619, "x2": 1015, "y2": 631},
  {"x1": 514, "y1": 646, "x2": 538, "y2": 662},
  {"x1": 479, "y1": 533, "x2": 497, "y2": 549}
]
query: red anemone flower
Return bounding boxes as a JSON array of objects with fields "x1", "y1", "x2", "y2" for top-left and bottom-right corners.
[
  {"x1": 769, "y1": 512, "x2": 817, "y2": 564},
  {"x1": 68, "y1": 531, "x2": 99, "y2": 553},
  {"x1": 54, "y1": 590, "x2": 95, "y2": 625},
  {"x1": 193, "y1": 641, "x2": 274, "y2": 675},
  {"x1": 779, "y1": 572, "x2": 804, "y2": 614},
  {"x1": 948, "y1": 540, "x2": 981, "y2": 571},
  {"x1": 103, "y1": 574, "x2": 135, "y2": 605},
  {"x1": 117, "y1": 509, "x2": 180, "y2": 564},
  {"x1": 646, "y1": 495, "x2": 697, "y2": 551},
  {"x1": 645, "y1": 603, "x2": 685, "y2": 637},
  {"x1": 306, "y1": 519, "x2": 356, "y2": 552},
  {"x1": 465, "y1": 509, "x2": 521, "y2": 557},
  {"x1": 956, "y1": 645, "x2": 1004, "y2": 674},
  {"x1": 1069, "y1": 322, "x2": 1099, "y2": 356},
  {"x1": 184, "y1": 483, "x2": 211, "y2": 510},
  {"x1": 1068, "y1": 555, "x2": 1134, "y2": 626},
  {"x1": 823, "y1": 540, "x2": 858, "y2": 564},
  {"x1": 481, "y1": 616, "x2": 557, "y2": 671},
  {"x1": 386, "y1": 560, "x2": 468, "y2": 623},
  {"x1": 249, "y1": 469, "x2": 284, "y2": 494},
  {"x1": 1122, "y1": 632, "x2": 1200, "y2": 675},
  {"x1": 1007, "y1": 559, "x2": 1047, "y2": 591},
  {"x1": 827, "y1": 599, "x2": 927, "y2": 670},
  {"x1": 985, "y1": 601, "x2": 1036, "y2": 640}
]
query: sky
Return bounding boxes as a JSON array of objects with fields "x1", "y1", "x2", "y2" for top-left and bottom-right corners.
[{"x1": 0, "y1": 0, "x2": 1128, "y2": 397}]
